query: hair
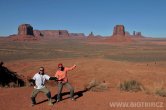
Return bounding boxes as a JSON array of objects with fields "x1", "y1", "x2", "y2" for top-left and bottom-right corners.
[
  {"x1": 58, "y1": 63, "x2": 63, "y2": 67},
  {"x1": 39, "y1": 67, "x2": 44, "y2": 70}
]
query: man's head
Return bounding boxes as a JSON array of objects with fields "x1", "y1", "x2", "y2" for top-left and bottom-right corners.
[
  {"x1": 39, "y1": 67, "x2": 44, "y2": 75},
  {"x1": 58, "y1": 63, "x2": 64, "y2": 71}
]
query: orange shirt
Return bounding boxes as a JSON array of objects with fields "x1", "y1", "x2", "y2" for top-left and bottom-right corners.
[{"x1": 55, "y1": 65, "x2": 76, "y2": 83}]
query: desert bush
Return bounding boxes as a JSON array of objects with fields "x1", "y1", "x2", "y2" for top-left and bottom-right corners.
[
  {"x1": 155, "y1": 88, "x2": 166, "y2": 97},
  {"x1": 119, "y1": 80, "x2": 143, "y2": 92},
  {"x1": 84, "y1": 79, "x2": 109, "y2": 92},
  {"x1": 146, "y1": 81, "x2": 166, "y2": 97}
]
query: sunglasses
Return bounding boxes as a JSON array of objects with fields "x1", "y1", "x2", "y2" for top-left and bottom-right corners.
[{"x1": 40, "y1": 70, "x2": 44, "y2": 71}]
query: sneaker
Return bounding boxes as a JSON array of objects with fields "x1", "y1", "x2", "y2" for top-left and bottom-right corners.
[
  {"x1": 48, "y1": 100, "x2": 53, "y2": 106},
  {"x1": 31, "y1": 103, "x2": 36, "y2": 107},
  {"x1": 56, "y1": 99, "x2": 60, "y2": 102},
  {"x1": 71, "y1": 98, "x2": 76, "y2": 101},
  {"x1": 48, "y1": 102, "x2": 53, "y2": 106}
]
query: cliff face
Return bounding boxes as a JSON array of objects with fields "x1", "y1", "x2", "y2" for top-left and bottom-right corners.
[
  {"x1": 18, "y1": 24, "x2": 34, "y2": 36},
  {"x1": 108, "y1": 25, "x2": 132, "y2": 42},
  {"x1": 0, "y1": 62, "x2": 25, "y2": 87},
  {"x1": 38, "y1": 30, "x2": 69, "y2": 37},
  {"x1": 9, "y1": 24, "x2": 37, "y2": 41},
  {"x1": 9, "y1": 24, "x2": 71, "y2": 41},
  {"x1": 113, "y1": 25, "x2": 125, "y2": 36},
  {"x1": 8, "y1": 23, "x2": 145, "y2": 41}
]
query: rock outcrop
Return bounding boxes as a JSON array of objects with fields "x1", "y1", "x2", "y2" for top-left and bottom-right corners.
[
  {"x1": 18, "y1": 24, "x2": 34, "y2": 36},
  {"x1": 0, "y1": 61, "x2": 25, "y2": 87},
  {"x1": 132, "y1": 31, "x2": 144, "y2": 38},
  {"x1": 33, "y1": 30, "x2": 43, "y2": 37},
  {"x1": 135, "y1": 32, "x2": 142, "y2": 36},
  {"x1": 113, "y1": 25, "x2": 125, "y2": 36},
  {"x1": 10, "y1": 24, "x2": 71, "y2": 40},
  {"x1": 125, "y1": 31, "x2": 131, "y2": 36},
  {"x1": 69, "y1": 33, "x2": 85, "y2": 38},
  {"x1": 108, "y1": 25, "x2": 132, "y2": 42},
  {"x1": 9, "y1": 24, "x2": 38, "y2": 41},
  {"x1": 40, "y1": 30, "x2": 69, "y2": 38},
  {"x1": 87, "y1": 32, "x2": 95, "y2": 38},
  {"x1": 8, "y1": 23, "x2": 145, "y2": 41}
]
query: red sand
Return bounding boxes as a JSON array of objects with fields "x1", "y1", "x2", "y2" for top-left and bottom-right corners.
[{"x1": 1, "y1": 58, "x2": 166, "y2": 110}]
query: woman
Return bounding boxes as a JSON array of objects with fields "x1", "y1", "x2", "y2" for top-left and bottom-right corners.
[{"x1": 55, "y1": 63, "x2": 76, "y2": 102}]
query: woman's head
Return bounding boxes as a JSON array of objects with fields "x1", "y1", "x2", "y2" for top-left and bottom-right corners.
[{"x1": 58, "y1": 63, "x2": 64, "y2": 71}]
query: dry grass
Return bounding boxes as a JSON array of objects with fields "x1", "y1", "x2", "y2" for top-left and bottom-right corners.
[
  {"x1": 1, "y1": 38, "x2": 166, "y2": 62},
  {"x1": 118, "y1": 80, "x2": 144, "y2": 92},
  {"x1": 145, "y1": 81, "x2": 166, "y2": 97},
  {"x1": 155, "y1": 88, "x2": 166, "y2": 97},
  {"x1": 84, "y1": 79, "x2": 109, "y2": 92}
]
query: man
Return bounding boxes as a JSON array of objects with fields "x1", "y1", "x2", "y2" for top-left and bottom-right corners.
[
  {"x1": 29, "y1": 67, "x2": 57, "y2": 106},
  {"x1": 55, "y1": 63, "x2": 76, "y2": 102}
]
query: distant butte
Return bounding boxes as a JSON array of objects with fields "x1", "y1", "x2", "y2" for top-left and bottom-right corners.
[
  {"x1": 106, "y1": 25, "x2": 145, "y2": 42},
  {"x1": 9, "y1": 24, "x2": 37, "y2": 41},
  {"x1": 7, "y1": 23, "x2": 145, "y2": 41}
]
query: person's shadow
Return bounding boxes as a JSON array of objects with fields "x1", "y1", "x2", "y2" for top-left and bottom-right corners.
[
  {"x1": 52, "y1": 89, "x2": 88, "y2": 103},
  {"x1": 36, "y1": 89, "x2": 88, "y2": 104}
]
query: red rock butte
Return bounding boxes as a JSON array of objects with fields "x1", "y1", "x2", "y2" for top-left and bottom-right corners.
[
  {"x1": 8, "y1": 23, "x2": 145, "y2": 41},
  {"x1": 113, "y1": 25, "x2": 125, "y2": 36},
  {"x1": 36, "y1": 30, "x2": 70, "y2": 38},
  {"x1": 9, "y1": 24, "x2": 37, "y2": 41},
  {"x1": 18, "y1": 24, "x2": 34, "y2": 36},
  {"x1": 107, "y1": 25, "x2": 132, "y2": 42},
  {"x1": 87, "y1": 32, "x2": 95, "y2": 38}
]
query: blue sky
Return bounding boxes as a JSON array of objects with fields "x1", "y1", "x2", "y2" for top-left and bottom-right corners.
[{"x1": 0, "y1": 0, "x2": 166, "y2": 37}]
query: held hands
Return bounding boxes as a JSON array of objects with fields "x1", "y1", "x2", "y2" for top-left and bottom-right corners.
[
  {"x1": 49, "y1": 77, "x2": 63, "y2": 81},
  {"x1": 58, "y1": 79, "x2": 63, "y2": 81}
]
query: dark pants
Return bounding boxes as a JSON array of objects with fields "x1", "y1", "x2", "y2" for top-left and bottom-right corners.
[
  {"x1": 31, "y1": 87, "x2": 51, "y2": 104},
  {"x1": 57, "y1": 82, "x2": 74, "y2": 100}
]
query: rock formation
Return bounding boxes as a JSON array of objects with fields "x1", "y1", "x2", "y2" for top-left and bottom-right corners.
[
  {"x1": 8, "y1": 23, "x2": 145, "y2": 41},
  {"x1": 113, "y1": 25, "x2": 125, "y2": 36},
  {"x1": 33, "y1": 30, "x2": 42, "y2": 36},
  {"x1": 108, "y1": 25, "x2": 132, "y2": 42},
  {"x1": 18, "y1": 24, "x2": 34, "y2": 36},
  {"x1": 133, "y1": 31, "x2": 136, "y2": 36},
  {"x1": 125, "y1": 31, "x2": 131, "y2": 36},
  {"x1": 69, "y1": 33, "x2": 85, "y2": 38},
  {"x1": 37, "y1": 30, "x2": 69, "y2": 38},
  {"x1": 135, "y1": 32, "x2": 142, "y2": 36},
  {"x1": 0, "y1": 61, "x2": 25, "y2": 87},
  {"x1": 132, "y1": 31, "x2": 144, "y2": 38},
  {"x1": 59, "y1": 30, "x2": 69, "y2": 37},
  {"x1": 10, "y1": 24, "x2": 70, "y2": 40},
  {"x1": 9, "y1": 24, "x2": 38, "y2": 41},
  {"x1": 87, "y1": 32, "x2": 95, "y2": 38}
]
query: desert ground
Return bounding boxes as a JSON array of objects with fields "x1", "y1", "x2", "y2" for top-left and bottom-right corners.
[{"x1": 1, "y1": 38, "x2": 166, "y2": 110}]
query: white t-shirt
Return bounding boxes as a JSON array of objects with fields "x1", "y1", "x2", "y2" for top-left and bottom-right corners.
[{"x1": 32, "y1": 73, "x2": 50, "y2": 89}]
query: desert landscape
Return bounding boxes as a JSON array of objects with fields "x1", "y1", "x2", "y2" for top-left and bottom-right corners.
[{"x1": 0, "y1": 23, "x2": 166, "y2": 110}]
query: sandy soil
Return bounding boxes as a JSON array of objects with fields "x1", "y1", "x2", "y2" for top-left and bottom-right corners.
[{"x1": 1, "y1": 58, "x2": 166, "y2": 110}]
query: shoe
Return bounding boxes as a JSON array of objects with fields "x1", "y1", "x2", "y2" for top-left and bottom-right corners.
[
  {"x1": 71, "y1": 98, "x2": 76, "y2": 101},
  {"x1": 48, "y1": 99, "x2": 53, "y2": 106},
  {"x1": 31, "y1": 97, "x2": 36, "y2": 106},
  {"x1": 31, "y1": 103, "x2": 36, "y2": 107},
  {"x1": 56, "y1": 99, "x2": 60, "y2": 102},
  {"x1": 48, "y1": 102, "x2": 53, "y2": 106}
]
